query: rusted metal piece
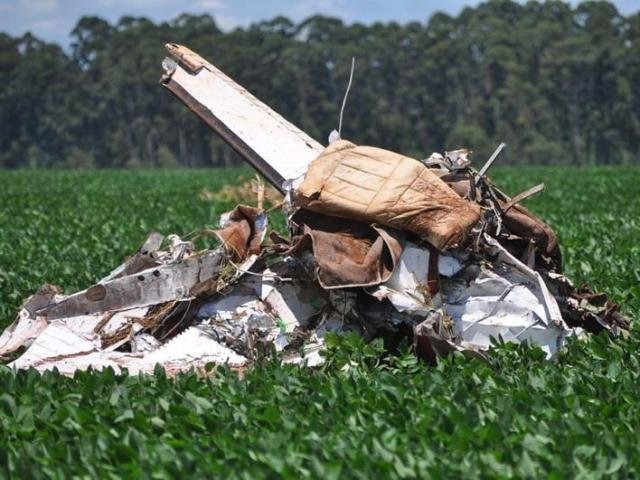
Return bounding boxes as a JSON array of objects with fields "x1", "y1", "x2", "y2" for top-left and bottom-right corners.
[
  {"x1": 165, "y1": 43, "x2": 209, "y2": 73},
  {"x1": 502, "y1": 183, "x2": 545, "y2": 213},
  {"x1": 214, "y1": 205, "x2": 266, "y2": 261},
  {"x1": 288, "y1": 209, "x2": 404, "y2": 289}
]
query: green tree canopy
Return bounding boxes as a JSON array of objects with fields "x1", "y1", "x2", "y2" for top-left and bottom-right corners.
[{"x1": 0, "y1": 1, "x2": 638, "y2": 168}]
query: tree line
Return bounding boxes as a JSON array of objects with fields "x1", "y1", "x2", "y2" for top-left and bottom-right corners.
[{"x1": 1, "y1": 0, "x2": 639, "y2": 168}]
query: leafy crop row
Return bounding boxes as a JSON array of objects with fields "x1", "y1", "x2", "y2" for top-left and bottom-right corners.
[
  {"x1": 0, "y1": 167, "x2": 638, "y2": 478},
  {"x1": 1, "y1": 332, "x2": 640, "y2": 478}
]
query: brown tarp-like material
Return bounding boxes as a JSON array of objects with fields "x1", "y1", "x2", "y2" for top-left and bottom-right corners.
[
  {"x1": 295, "y1": 140, "x2": 481, "y2": 251},
  {"x1": 287, "y1": 209, "x2": 404, "y2": 289},
  {"x1": 215, "y1": 205, "x2": 404, "y2": 290},
  {"x1": 438, "y1": 171, "x2": 562, "y2": 269},
  {"x1": 214, "y1": 205, "x2": 264, "y2": 261}
]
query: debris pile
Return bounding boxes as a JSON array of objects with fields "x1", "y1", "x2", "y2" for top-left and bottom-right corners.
[{"x1": 0, "y1": 45, "x2": 628, "y2": 375}]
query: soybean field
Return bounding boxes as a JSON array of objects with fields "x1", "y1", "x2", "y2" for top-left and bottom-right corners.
[{"x1": 0, "y1": 167, "x2": 639, "y2": 478}]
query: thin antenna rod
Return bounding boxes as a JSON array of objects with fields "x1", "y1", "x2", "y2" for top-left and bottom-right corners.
[{"x1": 338, "y1": 57, "x2": 356, "y2": 137}]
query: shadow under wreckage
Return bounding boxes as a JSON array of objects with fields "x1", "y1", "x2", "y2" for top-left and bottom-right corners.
[{"x1": 0, "y1": 44, "x2": 629, "y2": 375}]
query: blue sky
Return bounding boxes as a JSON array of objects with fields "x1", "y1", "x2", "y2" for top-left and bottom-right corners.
[{"x1": 1, "y1": 0, "x2": 638, "y2": 47}]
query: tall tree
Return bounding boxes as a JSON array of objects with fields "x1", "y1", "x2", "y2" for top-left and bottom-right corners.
[{"x1": 0, "y1": 1, "x2": 638, "y2": 168}]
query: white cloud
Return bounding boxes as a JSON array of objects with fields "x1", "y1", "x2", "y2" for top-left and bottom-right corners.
[{"x1": 197, "y1": 0, "x2": 225, "y2": 10}]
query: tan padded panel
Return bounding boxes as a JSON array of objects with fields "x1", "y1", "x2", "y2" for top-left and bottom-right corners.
[{"x1": 296, "y1": 140, "x2": 481, "y2": 250}]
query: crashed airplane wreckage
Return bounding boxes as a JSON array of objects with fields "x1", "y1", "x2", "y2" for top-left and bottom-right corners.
[{"x1": 0, "y1": 44, "x2": 629, "y2": 375}]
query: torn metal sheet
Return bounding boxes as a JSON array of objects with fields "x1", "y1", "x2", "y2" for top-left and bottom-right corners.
[
  {"x1": 196, "y1": 258, "x2": 327, "y2": 357},
  {"x1": 288, "y1": 209, "x2": 404, "y2": 289},
  {"x1": 260, "y1": 271, "x2": 324, "y2": 331},
  {"x1": 369, "y1": 287, "x2": 432, "y2": 316},
  {"x1": 198, "y1": 256, "x2": 325, "y2": 330},
  {"x1": 484, "y1": 233, "x2": 564, "y2": 327},
  {"x1": 101, "y1": 232, "x2": 165, "y2": 282},
  {"x1": 440, "y1": 235, "x2": 569, "y2": 358},
  {"x1": 0, "y1": 284, "x2": 61, "y2": 357},
  {"x1": 8, "y1": 305, "x2": 152, "y2": 369},
  {"x1": 134, "y1": 326, "x2": 247, "y2": 372},
  {"x1": 198, "y1": 296, "x2": 280, "y2": 356},
  {"x1": 167, "y1": 234, "x2": 194, "y2": 263},
  {"x1": 161, "y1": 44, "x2": 323, "y2": 191},
  {"x1": 12, "y1": 325, "x2": 247, "y2": 375},
  {"x1": 197, "y1": 292, "x2": 257, "y2": 321},
  {"x1": 131, "y1": 333, "x2": 161, "y2": 354},
  {"x1": 365, "y1": 240, "x2": 570, "y2": 358},
  {"x1": 10, "y1": 323, "x2": 99, "y2": 370},
  {"x1": 191, "y1": 207, "x2": 267, "y2": 298},
  {"x1": 39, "y1": 250, "x2": 224, "y2": 320},
  {"x1": 13, "y1": 351, "x2": 131, "y2": 376},
  {"x1": 369, "y1": 243, "x2": 463, "y2": 315},
  {"x1": 385, "y1": 242, "x2": 464, "y2": 293},
  {"x1": 413, "y1": 311, "x2": 488, "y2": 365},
  {"x1": 215, "y1": 206, "x2": 267, "y2": 261},
  {"x1": 96, "y1": 307, "x2": 150, "y2": 338},
  {"x1": 424, "y1": 150, "x2": 472, "y2": 171}
]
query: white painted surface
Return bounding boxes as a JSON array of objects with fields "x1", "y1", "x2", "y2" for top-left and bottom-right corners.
[
  {"x1": 442, "y1": 236, "x2": 570, "y2": 358},
  {"x1": 10, "y1": 323, "x2": 97, "y2": 370},
  {"x1": 140, "y1": 327, "x2": 247, "y2": 369},
  {"x1": 170, "y1": 64, "x2": 324, "y2": 186}
]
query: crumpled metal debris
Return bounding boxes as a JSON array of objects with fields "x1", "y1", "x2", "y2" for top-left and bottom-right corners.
[{"x1": 0, "y1": 44, "x2": 629, "y2": 376}]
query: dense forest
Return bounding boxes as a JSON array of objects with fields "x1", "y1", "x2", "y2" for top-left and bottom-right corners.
[{"x1": 1, "y1": 0, "x2": 639, "y2": 168}]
